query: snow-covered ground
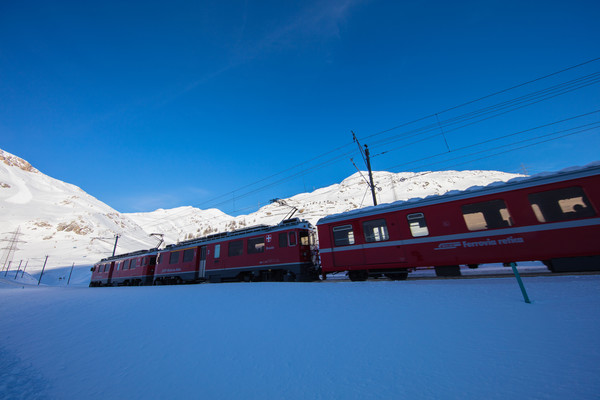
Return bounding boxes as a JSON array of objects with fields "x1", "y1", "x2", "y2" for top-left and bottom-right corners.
[{"x1": 1, "y1": 274, "x2": 599, "y2": 399}]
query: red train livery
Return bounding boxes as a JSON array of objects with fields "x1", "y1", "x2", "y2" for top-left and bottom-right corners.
[
  {"x1": 91, "y1": 163, "x2": 600, "y2": 286},
  {"x1": 317, "y1": 163, "x2": 600, "y2": 280},
  {"x1": 90, "y1": 218, "x2": 318, "y2": 286},
  {"x1": 90, "y1": 249, "x2": 158, "y2": 287}
]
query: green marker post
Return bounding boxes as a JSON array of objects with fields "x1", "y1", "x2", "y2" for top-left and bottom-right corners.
[{"x1": 506, "y1": 262, "x2": 531, "y2": 304}]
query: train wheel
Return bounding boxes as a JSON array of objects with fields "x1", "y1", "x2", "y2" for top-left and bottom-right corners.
[
  {"x1": 348, "y1": 270, "x2": 368, "y2": 281},
  {"x1": 434, "y1": 265, "x2": 461, "y2": 277},
  {"x1": 385, "y1": 272, "x2": 408, "y2": 281},
  {"x1": 283, "y1": 271, "x2": 296, "y2": 282}
]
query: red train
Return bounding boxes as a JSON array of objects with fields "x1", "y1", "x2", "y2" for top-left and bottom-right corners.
[
  {"x1": 90, "y1": 218, "x2": 318, "y2": 286},
  {"x1": 90, "y1": 163, "x2": 600, "y2": 286},
  {"x1": 318, "y1": 163, "x2": 600, "y2": 280}
]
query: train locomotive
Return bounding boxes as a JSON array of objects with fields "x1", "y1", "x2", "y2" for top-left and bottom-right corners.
[
  {"x1": 90, "y1": 162, "x2": 600, "y2": 286},
  {"x1": 90, "y1": 218, "x2": 318, "y2": 286}
]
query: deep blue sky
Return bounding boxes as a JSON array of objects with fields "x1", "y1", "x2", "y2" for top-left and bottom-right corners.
[{"x1": 1, "y1": 0, "x2": 599, "y2": 215}]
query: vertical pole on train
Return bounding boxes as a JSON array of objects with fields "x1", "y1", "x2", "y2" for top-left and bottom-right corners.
[
  {"x1": 38, "y1": 255, "x2": 49, "y2": 286},
  {"x1": 508, "y1": 262, "x2": 531, "y2": 304},
  {"x1": 112, "y1": 234, "x2": 120, "y2": 257},
  {"x1": 67, "y1": 262, "x2": 75, "y2": 286},
  {"x1": 4, "y1": 261, "x2": 11, "y2": 277}
]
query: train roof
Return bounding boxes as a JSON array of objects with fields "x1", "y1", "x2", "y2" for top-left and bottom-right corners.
[
  {"x1": 97, "y1": 248, "x2": 160, "y2": 263},
  {"x1": 96, "y1": 218, "x2": 313, "y2": 263},
  {"x1": 164, "y1": 218, "x2": 314, "y2": 250},
  {"x1": 317, "y1": 161, "x2": 600, "y2": 225}
]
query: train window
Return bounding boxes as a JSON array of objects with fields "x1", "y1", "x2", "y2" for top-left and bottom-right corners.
[
  {"x1": 333, "y1": 225, "x2": 355, "y2": 246},
  {"x1": 289, "y1": 232, "x2": 297, "y2": 246},
  {"x1": 131, "y1": 259, "x2": 137, "y2": 269},
  {"x1": 228, "y1": 240, "x2": 243, "y2": 257},
  {"x1": 248, "y1": 237, "x2": 265, "y2": 254},
  {"x1": 183, "y1": 249, "x2": 195, "y2": 262},
  {"x1": 279, "y1": 232, "x2": 288, "y2": 247},
  {"x1": 169, "y1": 252, "x2": 180, "y2": 264},
  {"x1": 407, "y1": 213, "x2": 429, "y2": 237},
  {"x1": 123, "y1": 260, "x2": 129, "y2": 270},
  {"x1": 461, "y1": 199, "x2": 513, "y2": 231},
  {"x1": 214, "y1": 244, "x2": 221, "y2": 259},
  {"x1": 528, "y1": 186, "x2": 596, "y2": 223},
  {"x1": 363, "y1": 219, "x2": 389, "y2": 242},
  {"x1": 300, "y1": 231, "x2": 310, "y2": 246}
]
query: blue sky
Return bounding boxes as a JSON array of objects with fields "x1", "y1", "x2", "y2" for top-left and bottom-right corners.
[{"x1": 1, "y1": 0, "x2": 599, "y2": 215}]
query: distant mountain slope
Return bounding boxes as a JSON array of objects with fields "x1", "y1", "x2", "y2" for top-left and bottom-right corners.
[
  {"x1": 1, "y1": 148, "x2": 522, "y2": 269},
  {"x1": 0, "y1": 149, "x2": 156, "y2": 267},
  {"x1": 126, "y1": 170, "x2": 524, "y2": 242}
]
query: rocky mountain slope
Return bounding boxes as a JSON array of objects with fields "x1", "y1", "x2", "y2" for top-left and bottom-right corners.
[{"x1": 0, "y1": 148, "x2": 522, "y2": 269}]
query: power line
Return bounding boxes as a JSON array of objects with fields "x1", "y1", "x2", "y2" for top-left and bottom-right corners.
[{"x1": 133, "y1": 57, "x2": 600, "y2": 227}]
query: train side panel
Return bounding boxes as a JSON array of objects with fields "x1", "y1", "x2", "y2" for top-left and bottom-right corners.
[
  {"x1": 318, "y1": 166, "x2": 600, "y2": 279},
  {"x1": 153, "y1": 220, "x2": 318, "y2": 284}
]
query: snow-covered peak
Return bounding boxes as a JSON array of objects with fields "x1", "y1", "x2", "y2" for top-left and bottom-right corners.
[
  {"x1": 1, "y1": 147, "x2": 524, "y2": 269},
  {"x1": 0, "y1": 149, "x2": 39, "y2": 174}
]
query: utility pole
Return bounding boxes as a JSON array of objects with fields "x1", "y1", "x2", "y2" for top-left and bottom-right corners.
[
  {"x1": 1, "y1": 226, "x2": 25, "y2": 271},
  {"x1": 67, "y1": 262, "x2": 75, "y2": 286},
  {"x1": 352, "y1": 131, "x2": 378, "y2": 206},
  {"x1": 14, "y1": 260, "x2": 23, "y2": 279},
  {"x1": 38, "y1": 255, "x2": 49, "y2": 286}
]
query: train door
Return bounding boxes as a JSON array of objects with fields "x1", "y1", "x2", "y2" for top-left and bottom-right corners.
[{"x1": 198, "y1": 246, "x2": 207, "y2": 279}]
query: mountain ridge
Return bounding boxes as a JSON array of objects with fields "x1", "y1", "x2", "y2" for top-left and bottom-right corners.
[{"x1": 0, "y1": 148, "x2": 523, "y2": 269}]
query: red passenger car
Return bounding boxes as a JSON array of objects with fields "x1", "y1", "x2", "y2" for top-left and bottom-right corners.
[
  {"x1": 109, "y1": 250, "x2": 158, "y2": 286},
  {"x1": 90, "y1": 260, "x2": 115, "y2": 287},
  {"x1": 153, "y1": 218, "x2": 318, "y2": 284},
  {"x1": 317, "y1": 163, "x2": 600, "y2": 281},
  {"x1": 90, "y1": 250, "x2": 158, "y2": 286}
]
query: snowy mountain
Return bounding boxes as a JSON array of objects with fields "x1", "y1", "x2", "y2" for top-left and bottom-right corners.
[
  {"x1": 0, "y1": 149, "x2": 157, "y2": 268},
  {"x1": 1, "y1": 148, "x2": 522, "y2": 269}
]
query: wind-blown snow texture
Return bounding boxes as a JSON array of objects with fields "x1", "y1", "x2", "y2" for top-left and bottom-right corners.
[{"x1": 1, "y1": 275, "x2": 599, "y2": 399}]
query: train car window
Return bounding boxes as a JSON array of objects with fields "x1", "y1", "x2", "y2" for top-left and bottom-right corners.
[
  {"x1": 363, "y1": 219, "x2": 389, "y2": 242},
  {"x1": 150, "y1": 256, "x2": 157, "y2": 265},
  {"x1": 169, "y1": 252, "x2": 180, "y2": 264},
  {"x1": 461, "y1": 199, "x2": 513, "y2": 231},
  {"x1": 407, "y1": 213, "x2": 429, "y2": 237},
  {"x1": 528, "y1": 186, "x2": 596, "y2": 223},
  {"x1": 183, "y1": 249, "x2": 195, "y2": 262},
  {"x1": 300, "y1": 231, "x2": 310, "y2": 246},
  {"x1": 289, "y1": 232, "x2": 297, "y2": 246},
  {"x1": 248, "y1": 237, "x2": 265, "y2": 254},
  {"x1": 228, "y1": 240, "x2": 243, "y2": 257},
  {"x1": 123, "y1": 260, "x2": 129, "y2": 270},
  {"x1": 214, "y1": 244, "x2": 221, "y2": 259},
  {"x1": 333, "y1": 225, "x2": 355, "y2": 246},
  {"x1": 279, "y1": 232, "x2": 288, "y2": 247},
  {"x1": 131, "y1": 259, "x2": 137, "y2": 269}
]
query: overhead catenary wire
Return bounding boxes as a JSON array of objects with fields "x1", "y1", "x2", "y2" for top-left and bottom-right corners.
[
  {"x1": 159, "y1": 122, "x2": 600, "y2": 239},
  {"x1": 134, "y1": 57, "x2": 600, "y2": 229}
]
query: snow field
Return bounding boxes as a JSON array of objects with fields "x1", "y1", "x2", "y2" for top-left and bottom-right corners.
[{"x1": 1, "y1": 276, "x2": 599, "y2": 399}]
